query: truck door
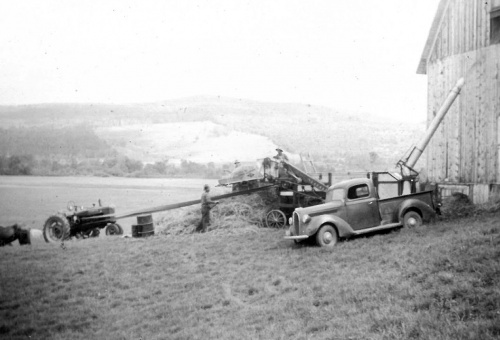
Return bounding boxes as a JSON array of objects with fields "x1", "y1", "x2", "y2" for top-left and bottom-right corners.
[{"x1": 345, "y1": 183, "x2": 380, "y2": 230}]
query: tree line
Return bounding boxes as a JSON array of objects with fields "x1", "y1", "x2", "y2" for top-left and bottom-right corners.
[
  {"x1": 0, "y1": 125, "x2": 222, "y2": 178},
  {"x1": 0, "y1": 154, "x2": 225, "y2": 179}
]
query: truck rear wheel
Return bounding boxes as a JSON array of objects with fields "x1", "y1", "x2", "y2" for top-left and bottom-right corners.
[
  {"x1": 403, "y1": 211, "x2": 422, "y2": 228},
  {"x1": 43, "y1": 214, "x2": 70, "y2": 243},
  {"x1": 315, "y1": 225, "x2": 338, "y2": 248}
]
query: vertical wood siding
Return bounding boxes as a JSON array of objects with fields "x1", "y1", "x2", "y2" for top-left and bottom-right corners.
[
  {"x1": 426, "y1": 44, "x2": 500, "y2": 184},
  {"x1": 429, "y1": 0, "x2": 491, "y2": 62}
]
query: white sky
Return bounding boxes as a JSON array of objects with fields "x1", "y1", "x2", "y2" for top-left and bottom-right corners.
[{"x1": 0, "y1": 0, "x2": 439, "y2": 121}]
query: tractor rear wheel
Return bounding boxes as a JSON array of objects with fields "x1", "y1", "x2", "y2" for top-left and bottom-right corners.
[{"x1": 43, "y1": 214, "x2": 70, "y2": 243}]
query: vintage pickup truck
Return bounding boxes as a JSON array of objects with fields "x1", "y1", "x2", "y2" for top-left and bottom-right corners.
[{"x1": 284, "y1": 176, "x2": 439, "y2": 247}]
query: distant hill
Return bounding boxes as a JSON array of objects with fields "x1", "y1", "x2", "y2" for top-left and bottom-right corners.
[{"x1": 0, "y1": 97, "x2": 427, "y2": 172}]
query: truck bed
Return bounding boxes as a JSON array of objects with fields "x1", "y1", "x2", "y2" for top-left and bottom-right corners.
[{"x1": 378, "y1": 190, "x2": 434, "y2": 224}]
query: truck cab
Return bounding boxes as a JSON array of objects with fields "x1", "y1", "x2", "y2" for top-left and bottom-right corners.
[{"x1": 284, "y1": 177, "x2": 438, "y2": 247}]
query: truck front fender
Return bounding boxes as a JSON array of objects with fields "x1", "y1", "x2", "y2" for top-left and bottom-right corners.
[
  {"x1": 305, "y1": 214, "x2": 355, "y2": 238},
  {"x1": 397, "y1": 199, "x2": 436, "y2": 223}
]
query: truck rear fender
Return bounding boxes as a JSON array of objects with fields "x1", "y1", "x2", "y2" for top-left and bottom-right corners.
[
  {"x1": 397, "y1": 199, "x2": 435, "y2": 223},
  {"x1": 305, "y1": 215, "x2": 354, "y2": 238}
]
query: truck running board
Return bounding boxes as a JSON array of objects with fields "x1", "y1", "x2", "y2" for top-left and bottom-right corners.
[{"x1": 351, "y1": 223, "x2": 402, "y2": 236}]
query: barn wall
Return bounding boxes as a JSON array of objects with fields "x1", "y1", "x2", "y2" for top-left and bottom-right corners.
[
  {"x1": 428, "y1": 0, "x2": 494, "y2": 63},
  {"x1": 425, "y1": 44, "x2": 500, "y2": 186}
]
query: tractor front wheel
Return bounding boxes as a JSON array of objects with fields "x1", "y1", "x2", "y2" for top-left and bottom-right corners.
[
  {"x1": 105, "y1": 223, "x2": 124, "y2": 236},
  {"x1": 43, "y1": 214, "x2": 70, "y2": 243},
  {"x1": 116, "y1": 224, "x2": 123, "y2": 234}
]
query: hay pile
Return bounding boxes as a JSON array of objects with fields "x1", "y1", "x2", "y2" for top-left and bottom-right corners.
[
  {"x1": 440, "y1": 192, "x2": 475, "y2": 220},
  {"x1": 156, "y1": 189, "x2": 279, "y2": 236},
  {"x1": 440, "y1": 192, "x2": 500, "y2": 220}
]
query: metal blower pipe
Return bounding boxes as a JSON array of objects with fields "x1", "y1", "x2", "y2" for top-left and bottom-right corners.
[{"x1": 405, "y1": 77, "x2": 465, "y2": 170}]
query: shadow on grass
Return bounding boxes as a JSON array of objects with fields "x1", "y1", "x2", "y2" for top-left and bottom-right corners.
[{"x1": 287, "y1": 226, "x2": 404, "y2": 249}]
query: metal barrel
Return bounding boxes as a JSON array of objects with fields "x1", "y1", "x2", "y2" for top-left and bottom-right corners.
[
  {"x1": 132, "y1": 214, "x2": 154, "y2": 238},
  {"x1": 137, "y1": 214, "x2": 153, "y2": 225}
]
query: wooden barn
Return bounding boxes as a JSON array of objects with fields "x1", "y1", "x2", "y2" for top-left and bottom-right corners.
[{"x1": 417, "y1": 0, "x2": 500, "y2": 203}]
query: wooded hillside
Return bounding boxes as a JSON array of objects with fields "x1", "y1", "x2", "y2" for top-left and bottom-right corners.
[{"x1": 0, "y1": 97, "x2": 426, "y2": 176}]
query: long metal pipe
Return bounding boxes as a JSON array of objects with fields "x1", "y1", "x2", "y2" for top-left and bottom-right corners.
[
  {"x1": 404, "y1": 77, "x2": 465, "y2": 170},
  {"x1": 84, "y1": 184, "x2": 278, "y2": 220}
]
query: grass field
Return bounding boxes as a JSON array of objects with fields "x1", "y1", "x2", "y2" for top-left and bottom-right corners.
[{"x1": 1, "y1": 209, "x2": 499, "y2": 339}]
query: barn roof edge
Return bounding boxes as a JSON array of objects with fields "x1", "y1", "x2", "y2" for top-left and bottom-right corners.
[{"x1": 416, "y1": 0, "x2": 450, "y2": 75}]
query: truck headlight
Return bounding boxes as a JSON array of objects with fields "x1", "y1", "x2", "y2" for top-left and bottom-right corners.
[
  {"x1": 289, "y1": 217, "x2": 293, "y2": 225},
  {"x1": 302, "y1": 214, "x2": 311, "y2": 224}
]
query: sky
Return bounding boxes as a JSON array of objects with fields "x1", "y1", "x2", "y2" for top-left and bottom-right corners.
[{"x1": 0, "y1": 0, "x2": 439, "y2": 121}]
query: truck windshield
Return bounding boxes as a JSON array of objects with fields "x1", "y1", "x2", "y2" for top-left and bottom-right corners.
[{"x1": 326, "y1": 188, "x2": 345, "y2": 201}]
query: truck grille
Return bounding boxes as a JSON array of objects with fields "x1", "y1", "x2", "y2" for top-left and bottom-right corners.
[{"x1": 293, "y1": 212, "x2": 300, "y2": 235}]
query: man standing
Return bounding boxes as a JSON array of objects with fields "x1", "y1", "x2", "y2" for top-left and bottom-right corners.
[
  {"x1": 273, "y1": 148, "x2": 290, "y2": 179},
  {"x1": 274, "y1": 148, "x2": 289, "y2": 162},
  {"x1": 198, "y1": 184, "x2": 219, "y2": 233}
]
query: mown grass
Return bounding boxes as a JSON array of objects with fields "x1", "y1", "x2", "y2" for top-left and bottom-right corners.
[{"x1": 1, "y1": 211, "x2": 499, "y2": 339}]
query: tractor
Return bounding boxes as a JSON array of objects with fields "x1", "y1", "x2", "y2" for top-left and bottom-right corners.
[{"x1": 43, "y1": 200, "x2": 123, "y2": 243}]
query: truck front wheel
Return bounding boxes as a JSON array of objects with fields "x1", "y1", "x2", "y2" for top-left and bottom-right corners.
[
  {"x1": 403, "y1": 211, "x2": 422, "y2": 228},
  {"x1": 315, "y1": 225, "x2": 338, "y2": 248}
]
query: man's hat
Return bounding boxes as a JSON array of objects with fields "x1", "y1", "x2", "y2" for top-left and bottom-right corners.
[
  {"x1": 234, "y1": 160, "x2": 240, "y2": 164},
  {"x1": 276, "y1": 148, "x2": 283, "y2": 152}
]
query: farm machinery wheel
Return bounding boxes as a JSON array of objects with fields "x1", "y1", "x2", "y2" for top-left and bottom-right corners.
[
  {"x1": 315, "y1": 224, "x2": 338, "y2": 248},
  {"x1": 403, "y1": 211, "x2": 422, "y2": 228},
  {"x1": 105, "y1": 223, "x2": 123, "y2": 236},
  {"x1": 43, "y1": 214, "x2": 70, "y2": 243},
  {"x1": 265, "y1": 210, "x2": 287, "y2": 228}
]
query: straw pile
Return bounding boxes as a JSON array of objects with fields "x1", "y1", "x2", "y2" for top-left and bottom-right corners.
[
  {"x1": 156, "y1": 188, "x2": 279, "y2": 236},
  {"x1": 439, "y1": 192, "x2": 500, "y2": 220},
  {"x1": 439, "y1": 192, "x2": 475, "y2": 220}
]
